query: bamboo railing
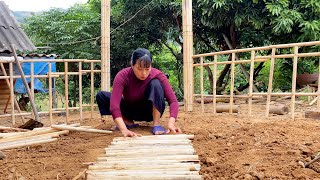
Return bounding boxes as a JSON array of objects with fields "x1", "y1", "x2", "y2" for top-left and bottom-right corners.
[
  {"x1": 192, "y1": 41, "x2": 320, "y2": 119},
  {"x1": 0, "y1": 59, "x2": 101, "y2": 125}
]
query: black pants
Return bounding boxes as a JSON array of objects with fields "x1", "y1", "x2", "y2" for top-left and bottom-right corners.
[{"x1": 96, "y1": 79, "x2": 165, "y2": 122}]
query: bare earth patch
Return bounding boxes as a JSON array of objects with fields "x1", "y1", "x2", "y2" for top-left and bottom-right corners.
[{"x1": 0, "y1": 103, "x2": 319, "y2": 179}]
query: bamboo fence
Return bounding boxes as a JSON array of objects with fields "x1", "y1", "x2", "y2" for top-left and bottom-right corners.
[
  {"x1": 192, "y1": 41, "x2": 320, "y2": 119},
  {"x1": 0, "y1": 59, "x2": 101, "y2": 125}
]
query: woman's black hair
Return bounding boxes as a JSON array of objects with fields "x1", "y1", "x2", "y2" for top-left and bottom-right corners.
[{"x1": 131, "y1": 48, "x2": 152, "y2": 68}]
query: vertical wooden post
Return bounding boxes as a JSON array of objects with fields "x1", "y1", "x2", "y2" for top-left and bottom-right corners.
[
  {"x1": 291, "y1": 46, "x2": 299, "y2": 119},
  {"x1": 79, "y1": 61, "x2": 83, "y2": 122},
  {"x1": 229, "y1": 53, "x2": 235, "y2": 113},
  {"x1": 213, "y1": 55, "x2": 217, "y2": 114},
  {"x1": 64, "y1": 61, "x2": 69, "y2": 124},
  {"x1": 317, "y1": 56, "x2": 320, "y2": 108},
  {"x1": 30, "y1": 62, "x2": 34, "y2": 100},
  {"x1": 91, "y1": 62, "x2": 94, "y2": 119},
  {"x1": 30, "y1": 62, "x2": 35, "y2": 119},
  {"x1": 248, "y1": 51, "x2": 255, "y2": 117},
  {"x1": 9, "y1": 62, "x2": 15, "y2": 125},
  {"x1": 48, "y1": 63, "x2": 53, "y2": 125},
  {"x1": 266, "y1": 48, "x2": 276, "y2": 117},
  {"x1": 182, "y1": 0, "x2": 193, "y2": 111},
  {"x1": 101, "y1": 0, "x2": 111, "y2": 91},
  {"x1": 200, "y1": 57, "x2": 204, "y2": 112}
]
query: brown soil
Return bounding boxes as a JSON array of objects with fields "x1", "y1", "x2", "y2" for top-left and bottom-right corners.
[{"x1": 0, "y1": 103, "x2": 319, "y2": 179}]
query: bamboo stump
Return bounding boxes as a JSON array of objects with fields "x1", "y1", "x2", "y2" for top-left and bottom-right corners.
[
  {"x1": 269, "y1": 104, "x2": 289, "y2": 115},
  {"x1": 86, "y1": 134, "x2": 202, "y2": 180}
]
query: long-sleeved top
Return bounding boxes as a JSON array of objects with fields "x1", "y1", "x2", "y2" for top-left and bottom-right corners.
[{"x1": 110, "y1": 67, "x2": 179, "y2": 119}]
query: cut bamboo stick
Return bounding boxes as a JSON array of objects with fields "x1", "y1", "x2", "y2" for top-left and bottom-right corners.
[
  {"x1": 0, "y1": 138, "x2": 57, "y2": 150},
  {"x1": 113, "y1": 134, "x2": 194, "y2": 141},
  {"x1": 97, "y1": 155, "x2": 199, "y2": 161},
  {"x1": 0, "y1": 126, "x2": 29, "y2": 132},
  {"x1": 104, "y1": 150, "x2": 195, "y2": 157},
  {"x1": 105, "y1": 148, "x2": 195, "y2": 155},
  {"x1": 86, "y1": 174, "x2": 203, "y2": 180},
  {"x1": 86, "y1": 170, "x2": 199, "y2": 175},
  {"x1": 105, "y1": 145, "x2": 194, "y2": 151},
  {"x1": 88, "y1": 164, "x2": 201, "y2": 171},
  {"x1": 0, "y1": 130, "x2": 69, "y2": 143},
  {"x1": 51, "y1": 125, "x2": 112, "y2": 134}
]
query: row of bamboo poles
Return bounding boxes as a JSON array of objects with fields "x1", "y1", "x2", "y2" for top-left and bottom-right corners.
[
  {"x1": 0, "y1": 59, "x2": 101, "y2": 125},
  {"x1": 192, "y1": 41, "x2": 320, "y2": 119},
  {"x1": 86, "y1": 134, "x2": 202, "y2": 179}
]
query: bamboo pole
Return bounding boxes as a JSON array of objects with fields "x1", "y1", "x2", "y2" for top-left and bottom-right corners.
[
  {"x1": 213, "y1": 55, "x2": 217, "y2": 114},
  {"x1": 91, "y1": 62, "x2": 94, "y2": 119},
  {"x1": 229, "y1": 53, "x2": 235, "y2": 113},
  {"x1": 9, "y1": 62, "x2": 15, "y2": 125},
  {"x1": 30, "y1": 62, "x2": 34, "y2": 103},
  {"x1": 105, "y1": 145, "x2": 193, "y2": 151},
  {"x1": 192, "y1": 41, "x2": 320, "y2": 58},
  {"x1": 86, "y1": 174, "x2": 202, "y2": 180},
  {"x1": 97, "y1": 155, "x2": 199, "y2": 161},
  {"x1": 0, "y1": 130, "x2": 69, "y2": 143},
  {"x1": 266, "y1": 48, "x2": 276, "y2": 117},
  {"x1": 86, "y1": 170, "x2": 199, "y2": 175},
  {"x1": 200, "y1": 57, "x2": 204, "y2": 112},
  {"x1": 248, "y1": 51, "x2": 255, "y2": 116},
  {"x1": 64, "y1": 61, "x2": 69, "y2": 124},
  {"x1": 113, "y1": 134, "x2": 194, "y2": 140},
  {"x1": 105, "y1": 148, "x2": 195, "y2": 155},
  {"x1": 317, "y1": 56, "x2": 320, "y2": 108},
  {"x1": 182, "y1": 0, "x2": 193, "y2": 112},
  {"x1": 79, "y1": 62, "x2": 83, "y2": 122},
  {"x1": 88, "y1": 164, "x2": 200, "y2": 171},
  {"x1": 0, "y1": 138, "x2": 57, "y2": 150},
  {"x1": 101, "y1": 0, "x2": 111, "y2": 91},
  {"x1": 51, "y1": 125, "x2": 112, "y2": 134},
  {"x1": 291, "y1": 46, "x2": 299, "y2": 119},
  {"x1": 48, "y1": 63, "x2": 53, "y2": 125}
]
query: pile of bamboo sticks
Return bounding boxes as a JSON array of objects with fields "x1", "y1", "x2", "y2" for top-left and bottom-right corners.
[
  {"x1": 86, "y1": 134, "x2": 202, "y2": 180},
  {"x1": 0, "y1": 124, "x2": 112, "y2": 151}
]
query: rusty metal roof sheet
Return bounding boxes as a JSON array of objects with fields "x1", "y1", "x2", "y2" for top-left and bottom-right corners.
[{"x1": 0, "y1": 1, "x2": 36, "y2": 52}]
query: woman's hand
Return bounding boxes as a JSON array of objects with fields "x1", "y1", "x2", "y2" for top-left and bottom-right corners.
[
  {"x1": 167, "y1": 117, "x2": 182, "y2": 134},
  {"x1": 120, "y1": 129, "x2": 141, "y2": 137}
]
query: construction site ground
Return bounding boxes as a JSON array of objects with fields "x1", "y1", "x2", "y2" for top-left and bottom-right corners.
[{"x1": 0, "y1": 102, "x2": 319, "y2": 179}]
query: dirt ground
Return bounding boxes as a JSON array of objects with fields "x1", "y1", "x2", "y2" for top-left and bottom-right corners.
[{"x1": 0, "y1": 102, "x2": 319, "y2": 180}]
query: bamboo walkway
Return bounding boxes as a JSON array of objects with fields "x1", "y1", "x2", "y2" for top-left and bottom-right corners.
[{"x1": 86, "y1": 134, "x2": 202, "y2": 180}]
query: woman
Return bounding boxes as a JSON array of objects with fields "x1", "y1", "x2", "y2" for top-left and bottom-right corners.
[{"x1": 96, "y1": 48, "x2": 181, "y2": 137}]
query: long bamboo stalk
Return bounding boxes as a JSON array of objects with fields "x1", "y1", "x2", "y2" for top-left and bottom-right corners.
[
  {"x1": 86, "y1": 174, "x2": 202, "y2": 180},
  {"x1": 248, "y1": 50, "x2": 255, "y2": 116},
  {"x1": 0, "y1": 138, "x2": 57, "y2": 150},
  {"x1": 48, "y1": 63, "x2": 53, "y2": 125},
  {"x1": 291, "y1": 46, "x2": 299, "y2": 119},
  {"x1": 64, "y1": 61, "x2": 69, "y2": 124},
  {"x1": 9, "y1": 62, "x2": 15, "y2": 124},
  {"x1": 51, "y1": 125, "x2": 112, "y2": 134}
]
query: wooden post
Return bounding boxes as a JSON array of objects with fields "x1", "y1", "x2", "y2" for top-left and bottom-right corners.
[
  {"x1": 91, "y1": 62, "x2": 94, "y2": 119},
  {"x1": 64, "y1": 61, "x2": 69, "y2": 124},
  {"x1": 229, "y1": 53, "x2": 235, "y2": 113},
  {"x1": 30, "y1": 62, "x2": 34, "y2": 101},
  {"x1": 79, "y1": 62, "x2": 83, "y2": 122},
  {"x1": 9, "y1": 62, "x2": 15, "y2": 125},
  {"x1": 182, "y1": 0, "x2": 193, "y2": 111},
  {"x1": 48, "y1": 63, "x2": 53, "y2": 125},
  {"x1": 291, "y1": 46, "x2": 299, "y2": 119},
  {"x1": 317, "y1": 56, "x2": 320, "y2": 108},
  {"x1": 213, "y1": 55, "x2": 217, "y2": 114},
  {"x1": 248, "y1": 51, "x2": 255, "y2": 116},
  {"x1": 101, "y1": 0, "x2": 111, "y2": 91},
  {"x1": 200, "y1": 57, "x2": 204, "y2": 112},
  {"x1": 266, "y1": 48, "x2": 276, "y2": 117}
]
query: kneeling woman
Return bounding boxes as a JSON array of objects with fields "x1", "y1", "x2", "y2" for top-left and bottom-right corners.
[{"x1": 96, "y1": 48, "x2": 181, "y2": 137}]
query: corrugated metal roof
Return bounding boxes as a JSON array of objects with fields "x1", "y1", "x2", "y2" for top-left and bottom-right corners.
[{"x1": 0, "y1": 1, "x2": 36, "y2": 52}]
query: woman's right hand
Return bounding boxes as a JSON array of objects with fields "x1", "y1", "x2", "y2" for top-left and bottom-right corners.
[{"x1": 121, "y1": 129, "x2": 141, "y2": 137}]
